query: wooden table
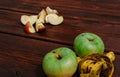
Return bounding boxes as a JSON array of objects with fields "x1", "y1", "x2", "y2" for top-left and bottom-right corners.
[{"x1": 0, "y1": 0, "x2": 120, "y2": 77}]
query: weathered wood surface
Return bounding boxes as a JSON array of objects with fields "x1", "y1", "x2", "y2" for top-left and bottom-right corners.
[{"x1": 0, "y1": 0, "x2": 120, "y2": 77}]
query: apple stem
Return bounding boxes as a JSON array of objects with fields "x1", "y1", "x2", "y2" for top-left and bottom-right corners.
[
  {"x1": 88, "y1": 39, "x2": 94, "y2": 42},
  {"x1": 55, "y1": 54, "x2": 62, "y2": 60}
]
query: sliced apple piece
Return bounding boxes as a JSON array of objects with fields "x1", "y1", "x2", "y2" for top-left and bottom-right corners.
[
  {"x1": 21, "y1": 15, "x2": 30, "y2": 25},
  {"x1": 46, "y1": 6, "x2": 52, "y2": 14},
  {"x1": 24, "y1": 22, "x2": 36, "y2": 34},
  {"x1": 38, "y1": 9, "x2": 47, "y2": 23},
  {"x1": 29, "y1": 15, "x2": 38, "y2": 25},
  {"x1": 36, "y1": 19, "x2": 46, "y2": 32},
  {"x1": 21, "y1": 6, "x2": 64, "y2": 34},
  {"x1": 45, "y1": 14, "x2": 59, "y2": 23},
  {"x1": 46, "y1": 6, "x2": 58, "y2": 14},
  {"x1": 45, "y1": 14, "x2": 64, "y2": 25},
  {"x1": 38, "y1": 9, "x2": 47, "y2": 18}
]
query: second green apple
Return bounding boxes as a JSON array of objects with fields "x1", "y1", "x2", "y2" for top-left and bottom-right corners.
[{"x1": 73, "y1": 32, "x2": 105, "y2": 57}]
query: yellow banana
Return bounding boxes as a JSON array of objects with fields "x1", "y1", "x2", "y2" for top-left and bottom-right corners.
[
  {"x1": 77, "y1": 57, "x2": 82, "y2": 63},
  {"x1": 87, "y1": 62, "x2": 95, "y2": 72},
  {"x1": 79, "y1": 60, "x2": 95, "y2": 73},
  {"x1": 80, "y1": 73, "x2": 90, "y2": 77},
  {"x1": 89, "y1": 61, "x2": 103, "y2": 77},
  {"x1": 78, "y1": 51, "x2": 115, "y2": 77},
  {"x1": 105, "y1": 51, "x2": 115, "y2": 62}
]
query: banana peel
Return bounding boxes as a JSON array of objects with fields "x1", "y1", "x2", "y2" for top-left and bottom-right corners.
[{"x1": 78, "y1": 51, "x2": 115, "y2": 77}]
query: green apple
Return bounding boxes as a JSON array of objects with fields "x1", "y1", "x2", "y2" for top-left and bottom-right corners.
[
  {"x1": 73, "y1": 32, "x2": 104, "y2": 57},
  {"x1": 42, "y1": 47, "x2": 78, "y2": 77}
]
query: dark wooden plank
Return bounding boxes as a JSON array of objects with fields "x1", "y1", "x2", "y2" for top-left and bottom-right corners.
[
  {"x1": 0, "y1": 0, "x2": 120, "y2": 24},
  {"x1": 0, "y1": 33, "x2": 72, "y2": 61},
  {"x1": 0, "y1": 54, "x2": 40, "y2": 77},
  {"x1": 0, "y1": 10, "x2": 120, "y2": 52},
  {"x1": 0, "y1": 33, "x2": 71, "y2": 77},
  {"x1": 80, "y1": 0, "x2": 120, "y2": 4},
  {"x1": 0, "y1": 33, "x2": 120, "y2": 77}
]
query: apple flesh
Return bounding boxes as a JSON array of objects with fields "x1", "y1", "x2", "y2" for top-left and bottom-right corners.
[
  {"x1": 24, "y1": 22, "x2": 36, "y2": 34},
  {"x1": 45, "y1": 14, "x2": 64, "y2": 25},
  {"x1": 42, "y1": 47, "x2": 78, "y2": 77},
  {"x1": 73, "y1": 32, "x2": 104, "y2": 57}
]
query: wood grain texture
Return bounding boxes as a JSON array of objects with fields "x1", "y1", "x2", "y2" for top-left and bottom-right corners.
[
  {"x1": 0, "y1": 0, "x2": 120, "y2": 24},
  {"x1": 0, "y1": 0, "x2": 120, "y2": 77},
  {"x1": 0, "y1": 33, "x2": 120, "y2": 77},
  {"x1": 0, "y1": 9, "x2": 120, "y2": 52}
]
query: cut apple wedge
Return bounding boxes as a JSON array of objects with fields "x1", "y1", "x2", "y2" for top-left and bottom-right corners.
[
  {"x1": 38, "y1": 9, "x2": 47, "y2": 18},
  {"x1": 21, "y1": 15, "x2": 37, "y2": 25},
  {"x1": 35, "y1": 20, "x2": 46, "y2": 32},
  {"x1": 24, "y1": 22, "x2": 36, "y2": 34},
  {"x1": 38, "y1": 9, "x2": 47, "y2": 23},
  {"x1": 21, "y1": 15, "x2": 30, "y2": 25},
  {"x1": 29, "y1": 15, "x2": 38, "y2": 25},
  {"x1": 46, "y1": 6, "x2": 52, "y2": 14},
  {"x1": 46, "y1": 6, "x2": 58, "y2": 14},
  {"x1": 45, "y1": 14, "x2": 64, "y2": 25}
]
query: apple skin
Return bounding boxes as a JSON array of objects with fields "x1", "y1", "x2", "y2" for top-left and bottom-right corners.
[
  {"x1": 42, "y1": 47, "x2": 78, "y2": 77},
  {"x1": 73, "y1": 32, "x2": 104, "y2": 57}
]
